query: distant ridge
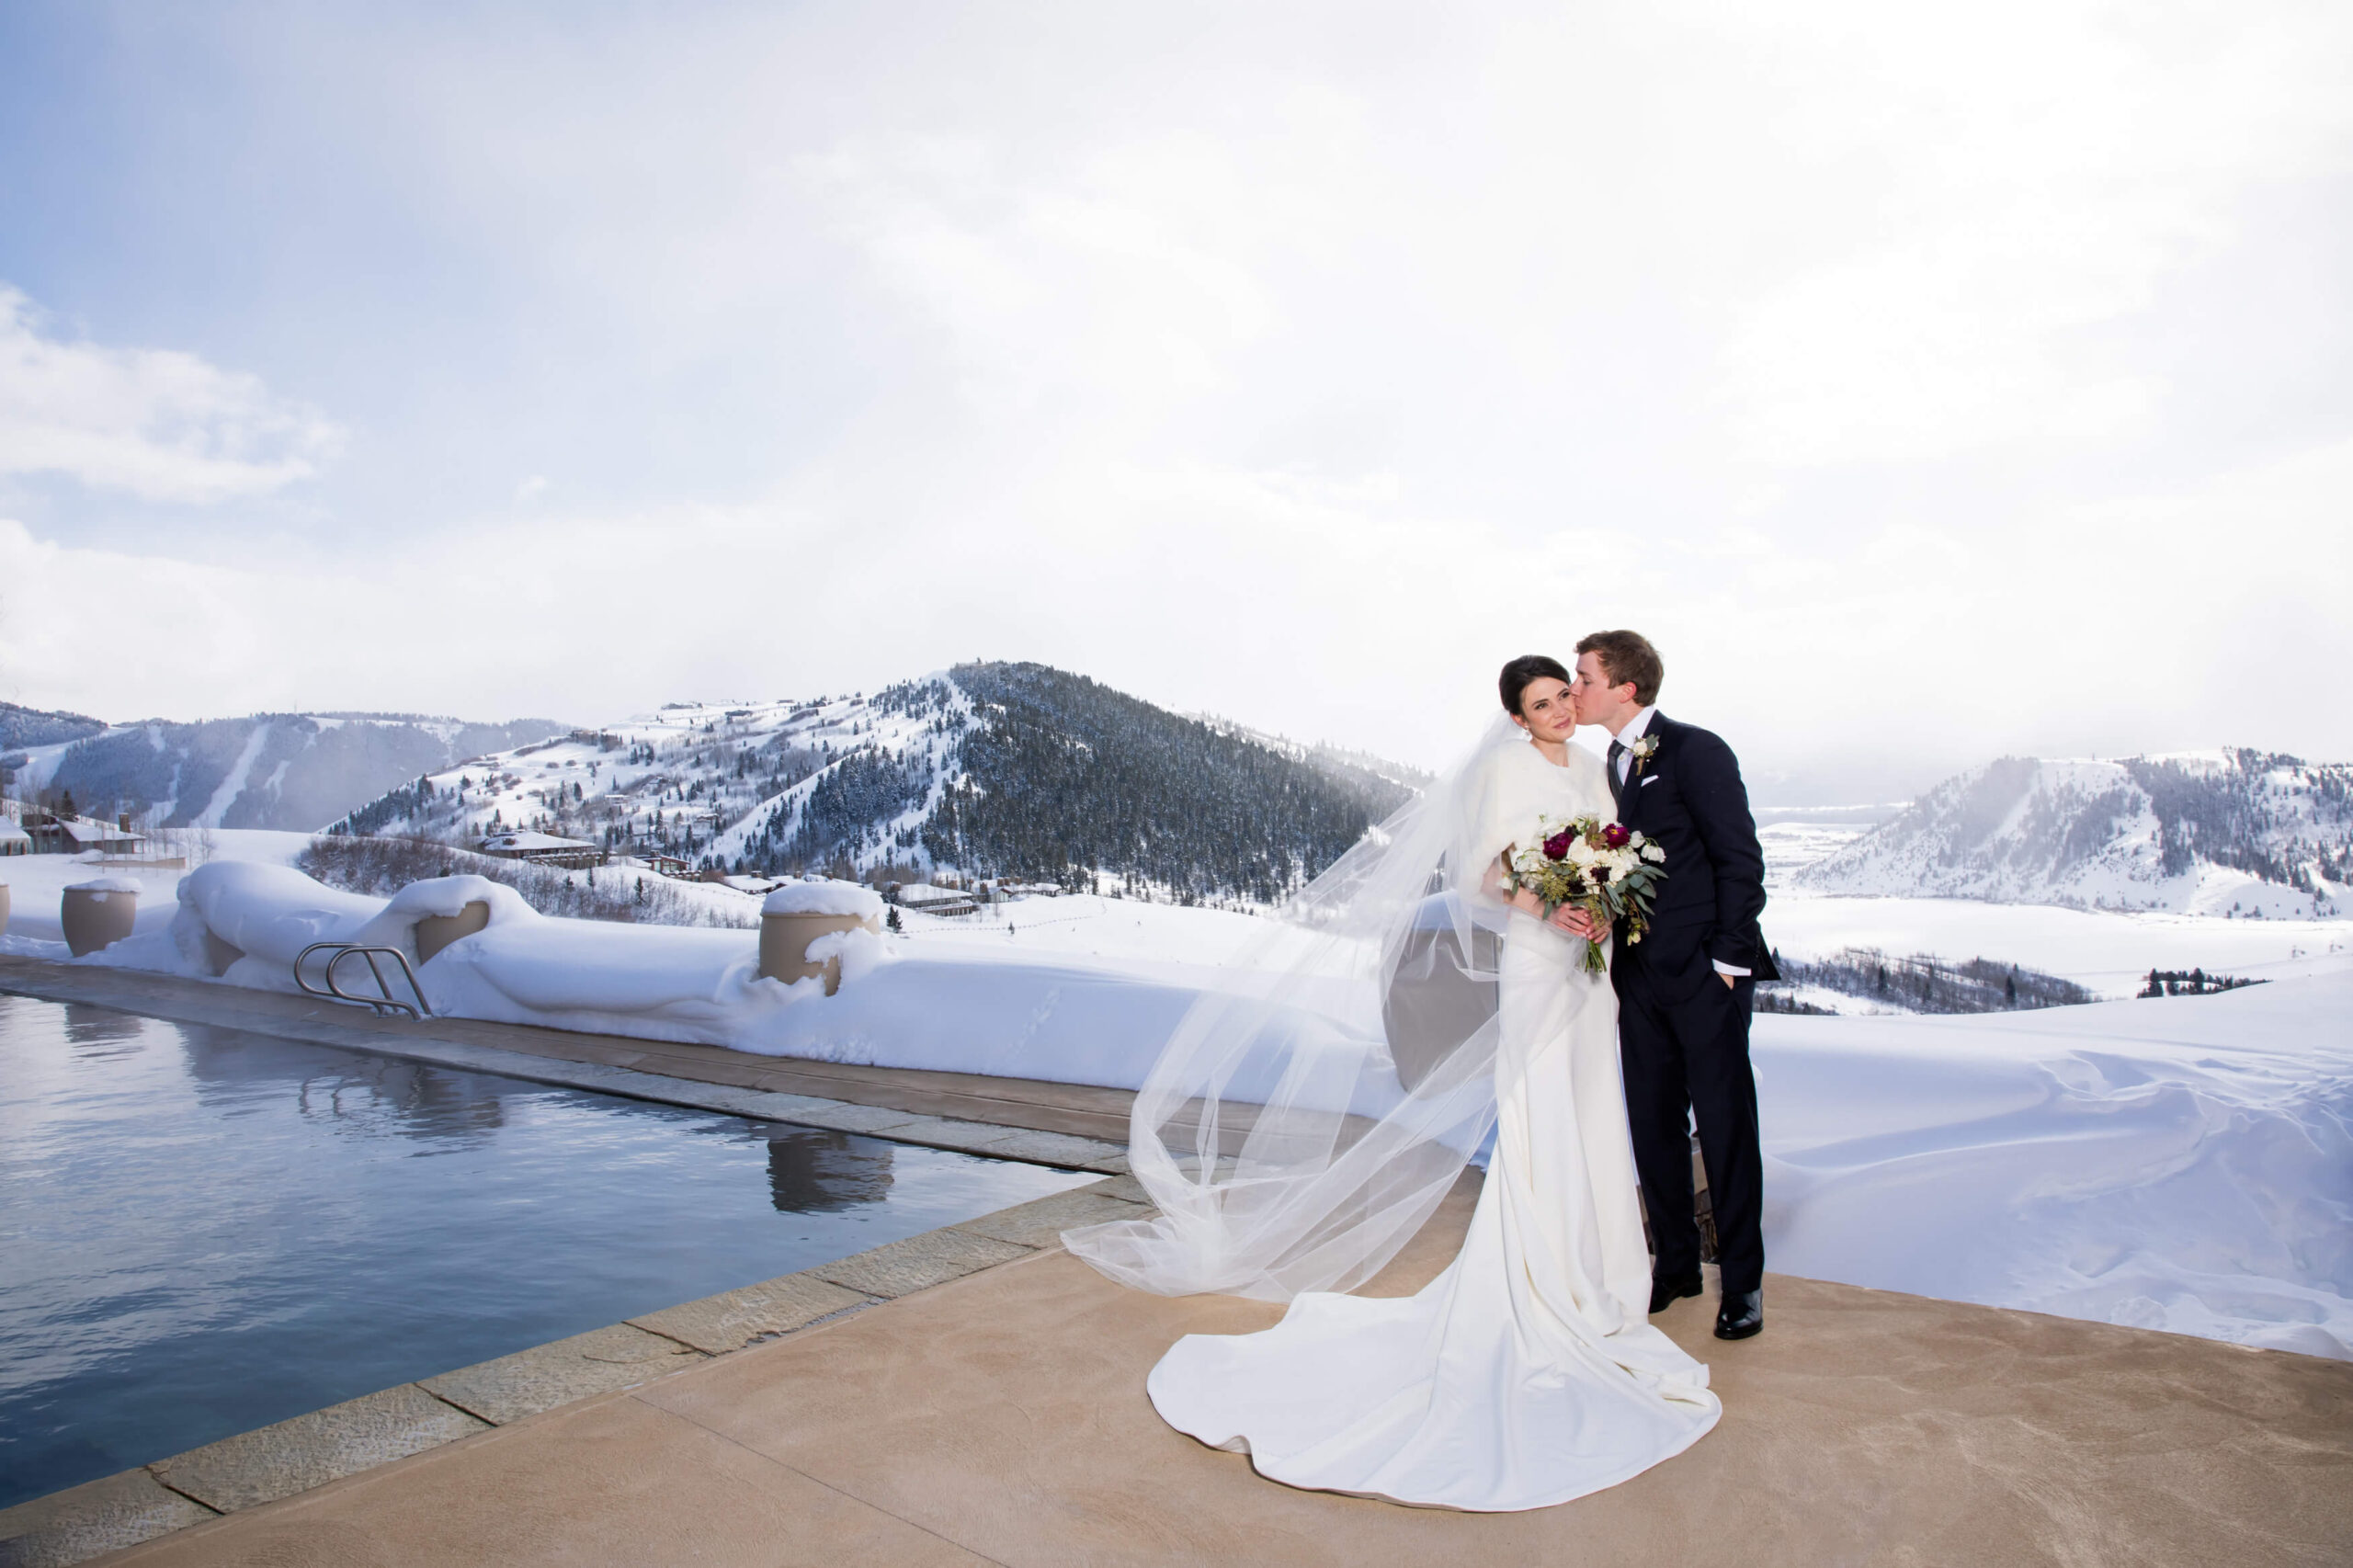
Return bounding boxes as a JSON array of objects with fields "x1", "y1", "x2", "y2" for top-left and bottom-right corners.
[
  {"x1": 333, "y1": 662, "x2": 1420, "y2": 905},
  {"x1": 23, "y1": 713, "x2": 570, "y2": 832},
  {"x1": 1796, "y1": 749, "x2": 2352, "y2": 918},
  {"x1": 0, "y1": 700, "x2": 106, "y2": 753}
]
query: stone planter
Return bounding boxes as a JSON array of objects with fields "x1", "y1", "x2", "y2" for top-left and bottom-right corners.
[
  {"x1": 759, "y1": 911, "x2": 880, "y2": 997},
  {"x1": 62, "y1": 883, "x2": 137, "y2": 957},
  {"x1": 415, "y1": 901, "x2": 491, "y2": 964},
  {"x1": 0, "y1": 882, "x2": 10, "y2": 938}
]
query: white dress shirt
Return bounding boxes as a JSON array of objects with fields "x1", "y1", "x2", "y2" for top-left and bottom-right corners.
[
  {"x1": 1613, "y1": 706, "x2": 1746, "y2": 979},
  {"x1": 1611, "y1": 706, "x2": 1657, "y2": 788}
]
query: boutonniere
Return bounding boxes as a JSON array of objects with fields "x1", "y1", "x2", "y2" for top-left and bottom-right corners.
[{"x1": 1629, "y1": 734, "x2": 1660, "y2": 777}]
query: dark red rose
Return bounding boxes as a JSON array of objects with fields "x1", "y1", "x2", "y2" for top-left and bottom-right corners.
[
  {"x1": 1542, "y1": 829, "x2": 1574, "y2": 859},
  {"x1": 1601, "y1": 823, "x2": 1631, "y2": 848}
]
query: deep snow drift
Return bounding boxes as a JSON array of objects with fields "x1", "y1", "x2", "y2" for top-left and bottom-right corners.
[
  {"x1": 7, "y1": 857, "x2": 2347, "y2": 1361},
  {"x1": 1756, "y1": 976, "x2": 2350, "y2": 1358}
]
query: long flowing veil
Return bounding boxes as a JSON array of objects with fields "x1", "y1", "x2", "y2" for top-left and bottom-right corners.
[{"x1": 1065, "y1": 715, "x2": 1532, "y2": 1301}]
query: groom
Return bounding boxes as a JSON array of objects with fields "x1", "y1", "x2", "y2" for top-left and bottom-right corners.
[{"x1": 1555, "y1": 630, "x2": 1776, "y2": 1341}]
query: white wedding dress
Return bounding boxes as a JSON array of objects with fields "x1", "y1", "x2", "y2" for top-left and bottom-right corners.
[{"x1": 1134, "y1": 740, "x2": 1721, "y2": 1510}]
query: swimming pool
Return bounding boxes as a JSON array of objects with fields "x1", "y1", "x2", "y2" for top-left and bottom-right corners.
[{"x1": 0, "y1": 993, "x2": 1094, "y2": 1509}]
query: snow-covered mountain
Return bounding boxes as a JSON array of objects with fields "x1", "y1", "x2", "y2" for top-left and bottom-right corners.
[
  {"x1": 1796, "y1": 749, "x2": 2353, "y2": 918},
  {"x1": 336, "y1": 662, "x2": 1419, "y2": 905},
  {"x1": 17, "y1": 712, "x2": 569, "y2": 832}
]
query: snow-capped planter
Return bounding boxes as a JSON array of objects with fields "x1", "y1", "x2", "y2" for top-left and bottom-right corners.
[
  {"x1": 415, "y1": 900, "x2": 491, "y2": 964},
  {"x1": 759, "y1": 881, "x2": 884, "y2": 995},
  {"x1": 63, "y1": 877, "x2": 141, "y2": 957}
]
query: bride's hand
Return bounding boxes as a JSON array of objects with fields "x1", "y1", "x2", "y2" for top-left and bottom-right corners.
[{"x1": 1550, "y1": 905, "x2": 1601, "y2": 940}]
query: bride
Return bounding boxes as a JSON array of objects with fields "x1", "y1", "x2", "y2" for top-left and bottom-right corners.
[{"x1": 1064, "y1": 655, "x2": 1720, "y2": 1511}]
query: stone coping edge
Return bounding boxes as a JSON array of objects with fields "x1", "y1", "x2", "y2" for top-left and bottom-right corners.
[
  {"x1": 0, "y1": 1178, "x2": 1157, "y2": 1567},
  {"x1": 0, "y1": 962, "x2": 1131, "y2": 1176}
]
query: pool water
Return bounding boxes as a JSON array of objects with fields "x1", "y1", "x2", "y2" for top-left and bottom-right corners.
[{"x1": 0, "y1": 994, "x2": 1092, "y2": 1509}]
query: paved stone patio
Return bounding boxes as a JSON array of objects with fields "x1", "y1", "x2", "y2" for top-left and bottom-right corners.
[{"x1": 7, "y1": 1178, "x2": 2346, "y2": 1567}]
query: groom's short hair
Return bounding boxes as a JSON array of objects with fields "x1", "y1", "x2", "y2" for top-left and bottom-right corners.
[{"x1": 1575, "y1": 630, "x2": 1664, "y2": 706}]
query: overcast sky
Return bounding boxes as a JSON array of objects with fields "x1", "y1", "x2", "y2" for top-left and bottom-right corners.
[{"x1": 2, "y1": 1, "x2": 2347, "y2": 801}]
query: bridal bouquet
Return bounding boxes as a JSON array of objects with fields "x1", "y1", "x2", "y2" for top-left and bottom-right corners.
[{"x1": 1500, "y1": 814, "x2": 1666, "y2": 975}]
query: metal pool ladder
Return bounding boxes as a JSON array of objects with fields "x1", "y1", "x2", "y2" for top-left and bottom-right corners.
[{"x1": 294, "y1": 943, "x2": 433, "y2": 1019}]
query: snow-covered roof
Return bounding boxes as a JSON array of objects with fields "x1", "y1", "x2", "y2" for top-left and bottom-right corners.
[
  {"x1": 896, "y1": 882, "x2": 973, "y2": 906},
  {"x1": 0, "y1": 818, "x2": 28, "y2": 843},
  {"x1": 479, "y1": 830, "x2": 598, "y2": 852},
  {"x1": 58, "y1": 818, "x2": 141, "y2": 844}
]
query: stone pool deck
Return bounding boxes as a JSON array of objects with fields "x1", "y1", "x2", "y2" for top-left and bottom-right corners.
[
  {"x1": 17, "y1": 1185, "x2": 2353, "y2": 1567},
  {"x1": 5, "y1": 955, "x2": 2351, "y2": 1564}
]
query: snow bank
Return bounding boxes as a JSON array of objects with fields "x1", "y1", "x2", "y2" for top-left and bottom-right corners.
[
  {"x1": 763, "y1": 881, "x2": 884, "y2": 920},
  {"x1": 1768, "y1": 889, "x2": 2349, "y2": 997},
  {"x1": 132, "y1": 860, "x2": 382, "y2": 983},
  {"x1": 1756, "y1": 970, "x2": 2353, "y2": 1358}
]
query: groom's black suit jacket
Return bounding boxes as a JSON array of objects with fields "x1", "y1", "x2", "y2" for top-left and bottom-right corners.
[{"x1": 1608, "y1": 711, "x2": 1777, "y2": 1002}]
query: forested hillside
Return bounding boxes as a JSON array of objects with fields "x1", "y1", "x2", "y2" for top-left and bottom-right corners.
[
  {"x1": 0, "y1": 700, "x2": 106, "y2": 753},
  {"x1": 924, "y1": 663, "x2": 1410, "y2": 903},
  {"x1": 333, "y1": 664, "x2": 1418, "y2": 905}
]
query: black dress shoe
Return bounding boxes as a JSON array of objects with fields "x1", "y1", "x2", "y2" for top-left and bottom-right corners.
[
  {"x1": 1715, "y1": 1288, "x2": 1763, "y2": 1340},
  {"x1": 1649, "y1": 1268, "x2": 1703, "y2": 1314}
]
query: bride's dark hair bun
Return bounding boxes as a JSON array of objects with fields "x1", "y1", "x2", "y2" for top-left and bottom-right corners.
[{"x1": 1499, "y1": 653, "x2": 1573, "y2": 716}]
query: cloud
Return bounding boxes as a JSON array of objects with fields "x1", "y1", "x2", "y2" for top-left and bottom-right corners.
[
  {"x1": 3, "y1": 426, "x2": 2345, "y2": 781},
  {"x1": 0, "y1": 286, "x2": 345, "y2": 502},
  {"x1": 3, "y1": 2, "x2": 2347, "y2": 795},
  {"x1": 1695, "y1": 3, "x2": 2353, "y2": 468}
]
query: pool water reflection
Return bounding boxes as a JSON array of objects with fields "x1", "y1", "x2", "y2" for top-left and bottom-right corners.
[{"x1": 0, "y1": 994, "x2": 1092, "y2": 1509}]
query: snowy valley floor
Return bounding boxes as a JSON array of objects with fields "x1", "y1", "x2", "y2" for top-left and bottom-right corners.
[{"x1": 3, "y1": 851, "x2": 2348, "y2": 1360}]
